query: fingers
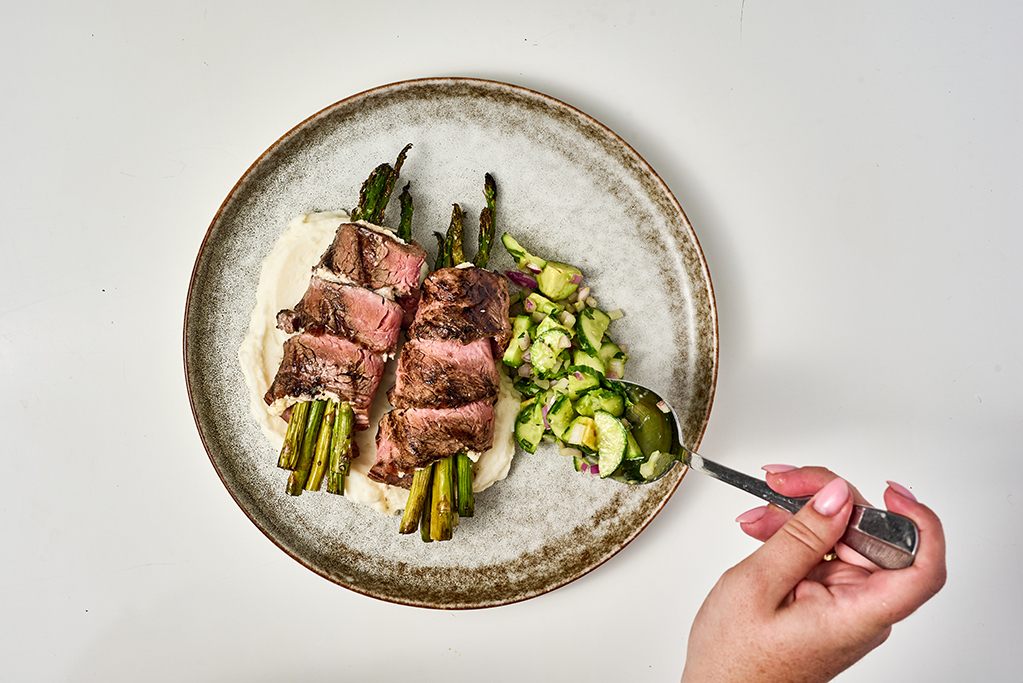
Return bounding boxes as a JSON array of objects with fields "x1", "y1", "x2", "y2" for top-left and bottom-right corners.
[
  {"x1": 763, "y1": 465, "x2": 873, "y2": 506},
  {"x1": 734, "y1": 477, "x2": 856, "y2": 607}
]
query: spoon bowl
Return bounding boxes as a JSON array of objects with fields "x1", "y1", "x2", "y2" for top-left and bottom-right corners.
[{"x1": 608, "y1": 379, "x2": 919, "y2": 570}]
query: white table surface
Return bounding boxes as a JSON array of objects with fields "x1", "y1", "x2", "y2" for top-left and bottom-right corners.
[{"x1": 3, "y1": 1, "x2": 1020, "y2": 681}]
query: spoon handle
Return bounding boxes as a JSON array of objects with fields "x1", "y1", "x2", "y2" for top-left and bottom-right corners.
[{"x1": 682, "y1": 449, "x2": 918, "y2": 570}]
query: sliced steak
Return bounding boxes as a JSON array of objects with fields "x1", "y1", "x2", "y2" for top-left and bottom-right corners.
[
  {"x1": 275, "y1": 275, "x2": 403, "y2": 355},
  {"x1": 408, "y1": 267, "x2": 511, "y2": 348},
  {"x1": 318, "y1": 222, "x2": 427, "y2": 300},
  {"x1": 387, "y1": 337, "x2": 499, "y2": 409},
  {"x1": 264, "y1": 331, "x2": 385, "y2": 430},
  {"x1": 369, "y1": 401, "x2": 496, "y2": 483}
]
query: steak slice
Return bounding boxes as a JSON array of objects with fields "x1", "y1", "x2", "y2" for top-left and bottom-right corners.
[
  {"x1": 387, "y1": 337, "x2": 499, "y2": 409},
  {"x1": 318, "y1": 222, "x2": 427, "y2": 300},
  {"x1": 369, "y1": 401, "x2": 496, "y2": 484},
  {"x1": 275, "y1": 275, "x2": 403, "y2": 355},
  {"x1": 408, "y1": 267, "x2": 511, "y2": 348},
  {"x1": 263, "y1": 331, "x2": 385, "y2": 430}
]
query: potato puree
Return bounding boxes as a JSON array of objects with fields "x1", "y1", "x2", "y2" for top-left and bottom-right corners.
[{"x1": 238, "y1": 211, "x2": 517, "y2": 515}]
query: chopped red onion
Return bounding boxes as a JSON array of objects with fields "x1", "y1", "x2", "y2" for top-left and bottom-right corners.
[
  {"x1": 518, "y1": 363, "x2": 532, "y2": 377},
  {"x1": 541, "y1": 403, "x2": 551, "y2": 430},
  {"x1": 557, "y1": 335, "x2": 572, "y2": 349},
  {"x1": 656, "y1": 400, "x2": 671, "y2": 413},
  {"x1": 523, "y1": 297, "x2": 536, "y2": 312},
  {"x1": 505, "y1": 270, "x2": 538, "y2": 289},
  {"x1": 568, "y1": 273, "x2": 583, "y2": 285},
  {"x1": 518, "y1": 335, "x2": 531, "y2": 350},
  {"x1": 526, "y1": 262, "x2": 543, "y2": 274},
  {"x1": 573, "y1": 370, "x2": 584, "y2": 381}
]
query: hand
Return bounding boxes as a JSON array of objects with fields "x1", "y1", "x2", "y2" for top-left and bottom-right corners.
[{"x1": 680, "y1": 466, "x2": 946, "y2": 683}]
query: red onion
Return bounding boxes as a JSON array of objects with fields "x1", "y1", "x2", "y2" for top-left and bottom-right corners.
[
  {"x1": 505, "y1": 270, "x2": 538, "y2": 289},
  {"x1": 526, "y1": 262, "x2": 543, "y2": 274},
  {"x1": 568, "y1": 273, "x2": 583, "y2": 285}
]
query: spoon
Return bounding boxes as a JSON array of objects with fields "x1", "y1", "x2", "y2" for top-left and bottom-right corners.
[{"x1": 608, "y1": 379, "x2": 919, "y2": 570}]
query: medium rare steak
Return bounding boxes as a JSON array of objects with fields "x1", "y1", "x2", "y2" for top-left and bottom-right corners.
[
  {"x1": 387, "y1": 337, "x2": 500, "y2": 409},
  {"x1": 275, "y1": 275, "x2": 403, "y2": 355},
  {"x1": 408, "y1": 267, "x2": 512, "y2": 348},
  {"x1": 318, "y1": 222, "x2": 427, "y2": 300},
  {"x1": 369, "y1": 400, "x2": 496, "y2": 483},
  {"x1": 264, "y1": 331, "x2": 385, "y2": 430}
]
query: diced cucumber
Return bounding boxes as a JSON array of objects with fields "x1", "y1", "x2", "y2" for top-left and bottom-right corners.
[
  {"x1": 572, "y1": 348, "x2": 606, "y2": 376},
  {"x1": 501, "y1": 233, "x2": 547, "y2": 272},
  {"x1": 639, "y1": 449, "x2": 678, "y2": 481},
  {"x1": 546, "y1": 394, "x2": 575, "y2": 440},
  {"x1": 526, "y1": 292, "x2": 563, "y2": 317},
  {"x1": 624, "y1": 428, "x2": 645, "y2": 460},
  {"x1": 562, "y1": 365, "x2": 601, "y2": 400},
  {"x1": 625, "y1": 399, "x2": 672, "y2": 456},
  {"x1": 564, "y1": 415, "x2": 598, "y2": 452},
  {"x1": 576, "y1": 307, "x2": 611, "y2": 355},
  {"x1": 536, "y1": 261, "x2": 582, "y2": 301},
  {"x1": 574, "y1": 388, "x2": 626, "y2": 417},
  {"x1": 535, "y1": 314, "x2": 567, "y2": 338},
  {"x1": 514, "y1": 400, "x2": 545, "y2": 454},
  {"x1": 593, "y1": 410, "x2": 628, "y2": 479},
  {"x1": 598, "y1": 340, "x2": 626, "y2": 367},
  {"x1": 502, "y1": 315, "x2": 533, "y2": 368},
  {"x1": 531, "y1": 329, "x2": 571, "y2": 378}
]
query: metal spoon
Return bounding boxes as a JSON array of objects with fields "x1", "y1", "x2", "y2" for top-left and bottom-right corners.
[{"x1": 608, "y1": 379, "x2": 919, "y2": 570}]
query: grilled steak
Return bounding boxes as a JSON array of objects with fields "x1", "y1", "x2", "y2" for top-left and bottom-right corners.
[
  {"x1": 275, "y1": 275, "x2": 403, "y2": 355},
  {"x1": 369, "y1": 400, "x2": 496, "y2": 482},
  {"x1": 408, "y1": 267, "x2": 512, "y2": 348},
  {"x1": 318, "y1": 222, "x2": 427, "y2": 300},
  {"x1": 387, "y1": 337, "x2": 500, "y2": 409},
  {"x1": 264, "y1": 331, "x2": 385, "y2": 429}
]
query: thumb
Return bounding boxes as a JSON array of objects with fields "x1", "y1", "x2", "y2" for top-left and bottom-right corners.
[{"x1": 739, "y1": 477, "x2": 854, "y2": 606}]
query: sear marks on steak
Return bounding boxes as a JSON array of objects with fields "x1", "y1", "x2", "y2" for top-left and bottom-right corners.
[
  {"x1": 408, "y1": 267, "x2": 512, "y2": 348},
  {"x1": 369, "y1": 400, "x2": 496, "y2": 483},
  {"x1": 387, "y1": 337, "x2": 500, "y2": 410},
  {"x1": 318, "y1": 222, "x2": 427, "y2": 300},
  {"x1": 264, "y1": 331, "x2": 385, "y2": 430},
  {"x1": 275, "y1": 275, "x2": 403, "y2": 355}
]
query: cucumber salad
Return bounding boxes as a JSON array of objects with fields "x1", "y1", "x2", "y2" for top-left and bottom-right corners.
[{"x1": 500, "y1": 235, "x2": 675, "y2": 482}]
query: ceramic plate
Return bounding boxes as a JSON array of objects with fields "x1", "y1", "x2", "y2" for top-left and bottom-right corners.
[{"x1": 184, "y1": 78, "x2": 717, "y2": 609}]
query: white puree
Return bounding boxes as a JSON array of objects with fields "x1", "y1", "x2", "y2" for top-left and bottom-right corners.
[{"x1": 238, "y1": 211, "x2": 517, "y2": 515}]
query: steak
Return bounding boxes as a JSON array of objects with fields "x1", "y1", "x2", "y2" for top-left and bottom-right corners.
[
  {"x1": 387, "y1": 338, "x2": 500, "y2": 409},
  {"x1": 369, "y1": 400, "x2": 496, "y2": 482},
  {"x1": 408, "y1": 267, "x2": 512, "y2": 348},
  {"x1": 318, "y1": 222, "x2": 427, "y2": 300},
  {"x1": 264, "y1": 331, "x2": 385, "y2": 429},
  {"x1": 275, "y1": 275, "x2": 403, "y2": 355}
]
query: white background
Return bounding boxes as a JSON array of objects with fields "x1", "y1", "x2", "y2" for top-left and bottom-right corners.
[{"x1": 2, "y1": 1, "x2": 1020, "y2": 681}]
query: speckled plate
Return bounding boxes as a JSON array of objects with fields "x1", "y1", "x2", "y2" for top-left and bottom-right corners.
[{"x1": 184, "y1": 78, "x2": 717, "y2": 609}]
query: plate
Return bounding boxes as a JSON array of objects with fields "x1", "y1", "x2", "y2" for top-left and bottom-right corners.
[{"x1": 184, "y1": 78, "x2": 717, "y2": 609}]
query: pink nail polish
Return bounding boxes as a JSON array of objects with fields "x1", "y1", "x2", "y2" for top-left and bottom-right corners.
[
  {"x1": 762, "y1": 464, "x2": 797, "y2": 474},
  {"x1": 812, "y1": 478, "x2": 850, "y2": 516},
  {"x1": 887, "y1": 480, "x2": 918, "y2": 502},
  {"x1": 735, "y1": 506, "x2": 769, "y2": 524}
]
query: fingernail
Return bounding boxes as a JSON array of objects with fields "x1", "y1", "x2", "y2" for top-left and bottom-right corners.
[
  {"x1": 887, "y1": 480, "x2": 918, "y2": 502},
  {"x1": 735, "y1": 506, "x2": 769, "y2": 524},
  {"x1": 812, "y1": 477, "x2": 850, "y2": 516},
  {"x1": 762, "y1": 464, "x2": 797, "y2": 474}
]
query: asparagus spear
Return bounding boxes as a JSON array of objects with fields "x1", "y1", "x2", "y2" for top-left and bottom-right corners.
[
  {"x1": 420, "y1": 464, "x2": 435, "y2": 543},
  {"x1": 455, "y1": 451, "x2": 475, "y2": 517},
  {"x1": 447, "y1": 204, "x2": 465, "y2": 266},
  {"x1": 430, "y1": 455, "x2": 455, "y2": 541},
  {"x1": 374, "y1": 144, "x2": 412, "y2": 224},
  {"x1": 399, "y1": 466, "x2": 433, "y2": 534},
  {"x1": 286, "y1": 399, "x2": 327, "y2": 495},
  {"x1": 304, "y1": 401, "x2": 337, "y2": 491},
  {"x1": 326, "y1": 402, "x2": 354, "y2": 495},
  {"x1": 278, "y1": 401, "x2": 310, "y2": 470},
  {"x1": 397, "y1": 182, "x2": 414, "y2": 243},
  {"x1": 351, "y1": 165, "x2": 389, "y2": 223},
  {"x1": 473, "y1": 174, "x2": 497, "y2": 268},
  {"x1": 432, "y1": 231, "x2": 447, "y2": 271}
]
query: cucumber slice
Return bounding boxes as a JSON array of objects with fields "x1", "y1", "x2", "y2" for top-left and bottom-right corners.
[
  {"x1": 593, "y1": 410, "x2": 628, "y2": 479},
  {"x1": 531, "y1": 329, "x2": 571, "y2": 378},
  {"x1": 546, "y1": 394, "x2": 575, "y2": 440},
  {"x1": 574, "y1": 388, "x2": 625, "y2": 417},
  {"x1": 562, "y1": 365, "x2": 601, "y2": 400},
  {"x1": 639, "y1": 449, "x2": 678, "y2": 481},
  {"x1": 502, "y1": 315, "x2": 533, "y2": 368},
  {"x1": 525, "y1": 292, "x2": 564, "y2": 317},
  {"x1": 514, "y1": 400, "x2": 545, "y2": 454},
  {"x1": 625, "y1": 399, "x2": 672, "y2": 456},
  {"x1": 576, "y1": 307, "x2": 611, "y2": 355},
  {"x1": 572, "y1": 348, "x2": 606, "y2": 376},
  {"x1": 535, "y1": 314, "x2": 567, "y2": 338},
  {"x1": 598, "y1": 340, "x2": 626, "y2": 367},
  {"x1": 501, "y1": 233, "x2": 547, "y2": 272},
  {"x1": 624, "y1": 428, "x2": 645, "y2": 460}
]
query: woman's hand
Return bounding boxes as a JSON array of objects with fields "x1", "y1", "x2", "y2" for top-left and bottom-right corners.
[{"x1": 680, "y1": 466, "x2": 946, "y2": 683}]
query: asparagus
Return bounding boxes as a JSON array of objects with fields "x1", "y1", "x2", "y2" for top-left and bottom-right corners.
[
  {"x1": 430, "y1": 455, "x2": 455, "y2": 541},
  {"x1": 304, "y1": 401, "x2": 337, "y2": 491},
  {"x1": 397, "y1": 182, "x2": 414, "y2": 243},
  {"x1": 455, "y1": 451, "x2": 475, "y2": 517},
  {"x1": 447, "y1": 204, "x2": 465, "y2": 266},
  {"x1": 374, "y1": 144, "x2": 412, "y2": 224},
  {"x1": 420, "y1": 465, "x2": 434, "y2": 543},
  {"x1": 399, "y1": 465, "x2": 434, "y2": 534},
  {"x1": 473, "y1": 174, "x2": 497, "y2": 268},
  {"x1": 326, "y1": 402, "x2": 354, "y2": 495},
  {"x1": 286, "y1": 399, "x2": 327, "y2": 495},
  {"x1": 278, "y1": 401, "x2": 310, "y2": 470},
  {"x1": 350, "y1": 144, "x2": 413, "y2": 224}
]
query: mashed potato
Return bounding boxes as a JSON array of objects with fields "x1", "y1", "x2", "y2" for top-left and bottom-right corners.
[{"x1": 238, "y1": 211, "x2": 517, "y2": 515}]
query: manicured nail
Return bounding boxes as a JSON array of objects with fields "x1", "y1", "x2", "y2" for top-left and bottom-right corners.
[
  {"x1": 735, "y1": 506, "x2": 769, "y2": 524},
  {"x1": 762, "y1": 464, "x2": 797, "y2": 474},
  {"x1": 812, "y1": 478, "x2": 850, "y2": 516},
  {"x1": 887, "y1": 480, "x2": 918, "y2": 502}
]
